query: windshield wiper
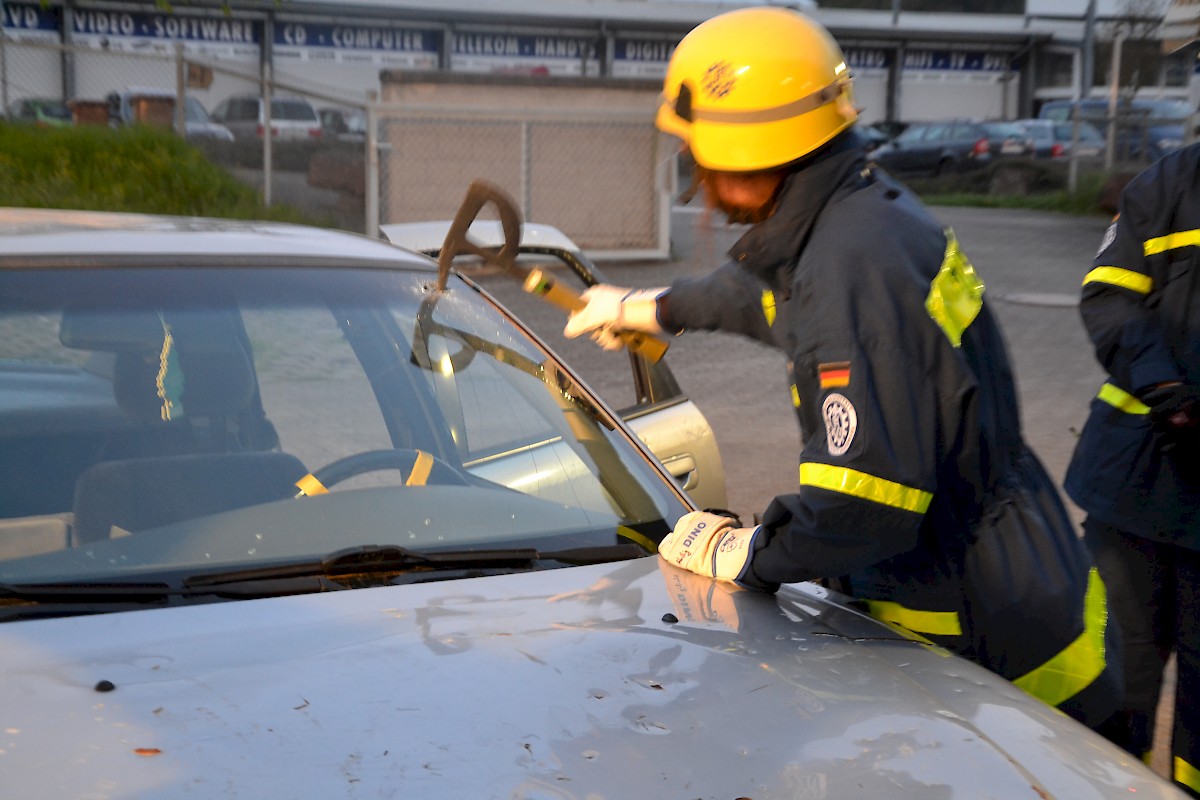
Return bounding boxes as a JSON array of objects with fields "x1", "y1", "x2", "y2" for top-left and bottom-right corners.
[
  {"x1": 0, "y1": 543, "x2": 649, "y2": 608},
  {"x1": 183, "y1": 543, "x2": 648, "y2": 589}
]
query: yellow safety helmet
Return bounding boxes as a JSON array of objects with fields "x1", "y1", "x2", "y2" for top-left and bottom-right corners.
[{"x1": 656, "y1": 7, "x2": 858, "y2": 172}]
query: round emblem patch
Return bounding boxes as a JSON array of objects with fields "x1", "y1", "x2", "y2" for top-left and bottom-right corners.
[{"x1": 821, "y1": 393, "x2": 857, "y2": 456}]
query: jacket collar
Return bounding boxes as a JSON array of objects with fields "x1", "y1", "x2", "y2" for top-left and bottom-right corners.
[{"x1": 728, "y1": 131, "x2": 869, "y2": 288}]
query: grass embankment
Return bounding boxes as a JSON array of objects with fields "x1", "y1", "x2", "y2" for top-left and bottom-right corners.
[{"x1": 0, "y1": 122, "x2": 325, "y2": 223}]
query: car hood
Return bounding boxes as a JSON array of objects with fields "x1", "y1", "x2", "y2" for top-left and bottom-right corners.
[{"x1": 0, "y1": 558, "x2": 1175, "y2": 799}]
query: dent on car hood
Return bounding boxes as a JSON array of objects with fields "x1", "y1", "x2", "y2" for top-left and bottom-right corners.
[{"x1": 0, "y1": 558, "x2": 1172, "y2": 799}]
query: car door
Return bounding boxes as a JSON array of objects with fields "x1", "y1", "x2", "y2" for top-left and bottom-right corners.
[{"x1": 379, "y1": 221, "x2": 728, "y2": 511}]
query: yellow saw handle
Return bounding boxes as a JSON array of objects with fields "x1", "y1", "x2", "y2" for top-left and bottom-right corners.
[{"x1": 524, "y1": 268, "x2": 669, "y2": 363}]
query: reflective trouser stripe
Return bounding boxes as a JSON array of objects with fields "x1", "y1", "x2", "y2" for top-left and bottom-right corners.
[
  {"x1": 1013, "y1": 567, "x2": 1108, "y2": 708},
  {"x1": 800, "y1": 463, "x2": 933, "y2": 514},
  {"x1": 1083, "y1": 266, "x2": 1153, "y2": 295},
  {"x1": 863, "y1": 599, "x2": 962, "y2": 636},
  {"x1": 1175, "y1": 757, "x2": 1200, "y2": 794},
  {"x1": 1097, "y1": 382, "x2": 1150, "y2": 415},
  {"x1": 1144, "y1": 228, "x2": 1200, "y2": 256},
  {"x1": 790, "y1": 384, "x2": 801, "y2": 408}
]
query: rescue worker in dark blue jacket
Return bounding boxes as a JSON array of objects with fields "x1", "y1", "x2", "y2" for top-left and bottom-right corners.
[
  {"x1": 1064, "y1": 142, "x2": 1200, "y2": 795},
  {"x1": 564, "y1": 6, "x2": 1120, "y2": 729}
]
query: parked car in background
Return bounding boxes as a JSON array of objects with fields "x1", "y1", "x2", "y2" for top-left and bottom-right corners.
[
  {"x1": 0, "y1": 194, "x2": 1185, "y2": 798},
  {"x1": 210, "y1": 93, "x2": 323, "y2": 140},
  {"x1": 859, "y1": 120, "x2": 908, "y2": 153},
  {"x1": 1038, "y1": 97, "x2": 1193, "y2": 161},
  {"x1": 870, "y1": 119, "x2": 993, "y2": 177},
  {"x1": 978, "y1": 119, "x2": 1035, "y2": 158},
  {"x1": 7, "y1": 97, "x2": 72, "y2": 127},
  {"x1": 106, "y1": 88, "x2": 234, "y2": 142},
  {"x1": 318, "y1": 106, "x2": 367, "y2": 142},
  {"x1": 1015, "y1": 117, "x2": 1105, "y2": 159}
]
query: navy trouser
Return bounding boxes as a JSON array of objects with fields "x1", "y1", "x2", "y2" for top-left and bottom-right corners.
[{"x1": 1085, "y1": 518, "x2": 1200, "y2": 797}]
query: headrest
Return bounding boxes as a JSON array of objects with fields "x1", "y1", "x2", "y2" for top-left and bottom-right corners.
[{"x1": 73, "y1": 309, "x2": 258, "y2": 423}]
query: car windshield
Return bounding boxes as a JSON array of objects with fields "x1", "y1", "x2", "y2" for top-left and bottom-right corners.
[
  {"x1": 0, "y1": 266, "x2": 684, "y2": 589},
  {"x1": 184, "y1": 97, "x2": 210, "y2": 124}
]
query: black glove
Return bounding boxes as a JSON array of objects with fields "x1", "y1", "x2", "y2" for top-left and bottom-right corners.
[{"x1": 1138, "y1": 383, "x2": 1200, "y2": 431}]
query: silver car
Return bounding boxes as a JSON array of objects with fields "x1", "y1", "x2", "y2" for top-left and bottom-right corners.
[
  {"x1": 0, "y1": 201, "x2": 1183, "y2": 798},
  {"x1": 210, "y1": 93, "x2": 323, "y2": 140}
]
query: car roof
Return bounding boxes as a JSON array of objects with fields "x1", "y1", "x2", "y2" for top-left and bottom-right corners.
[
  {"x1": 0, "y1": 207, "x2": 436, "y2": 268},
  {"x1": 380, "y1": 220, "x2": 582, "y2": 255}
]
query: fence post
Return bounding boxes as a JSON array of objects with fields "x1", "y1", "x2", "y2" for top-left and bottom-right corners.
[
  {"x1": 365, "y1": 91, "x2": 379, "y2": 238},
  {"x1": 262, "y1": 61, "x2": 273, "y2": 206},
  {"x1": 174, "y1": 44, "x2": 187, "y2": 138}
]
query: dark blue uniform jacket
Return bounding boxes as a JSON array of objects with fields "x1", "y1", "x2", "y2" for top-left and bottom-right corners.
[
  {"x1": 1065, "y1": 143, "x2": 1200, "y2": 543},
  {"x1": 662, "y1": 134, "x2": 1116, "y2": 722}
]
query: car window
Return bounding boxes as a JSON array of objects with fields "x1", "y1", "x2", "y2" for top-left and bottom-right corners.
[
  {"x1": 272, "y1": 99, "x2": 319, "y2": 122},
  {"x1": 0, "y1": 266, "x2": 684, "y2": 583},
  {"x1": 893, "y1": 125, "x2": 927, "y2": 144},
  {"x1": 982, "y1": 122, "x2": 1024, "y2": 138},
  {"x1": 1142, "y1": 99, "x2": 1191, "y2": 121},
  {"x1": 222, "y1": 98, "x2": 257, "y2": 121},
  {"x1": 1054, "y1": 121, "x2": 1103, "y2": 142},
  {"x1": 185, "y1": 97, "x2": 209, "y2": 124}
]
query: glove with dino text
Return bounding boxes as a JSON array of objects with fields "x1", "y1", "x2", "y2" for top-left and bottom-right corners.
[
  {"x1": 658, "y1": 510, "x2": 760, "y2": 585},
  {"x1": 563, "y1": 284, "x2": 667, "y2": 351}
]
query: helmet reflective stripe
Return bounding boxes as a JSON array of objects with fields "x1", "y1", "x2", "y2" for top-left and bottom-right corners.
[{"x1": 666, "y1": 77, "x2": 851, "y2": 126}]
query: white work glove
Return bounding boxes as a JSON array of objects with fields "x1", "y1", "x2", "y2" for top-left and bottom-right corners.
[
  {"x1": 563, "y1": 284, "x2": 667, "y2": 351},
  {"x1": 658, "y1": 511, "x2": 760, "y2": 585}
]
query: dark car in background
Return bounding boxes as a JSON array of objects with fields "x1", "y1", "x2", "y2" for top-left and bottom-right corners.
[
  {"x1": 870, "y1": 120, "x2": 985, "y2": 176},
  {"x1": 1038, "y1": 97, "x2": 1193, "y2": 162},
  {"x1": 871, "y1": 118, "x2": 1033, "y2": 177},
  {"x1": 1016, "y1": 118, "x2": 1105, "y2": 159}
]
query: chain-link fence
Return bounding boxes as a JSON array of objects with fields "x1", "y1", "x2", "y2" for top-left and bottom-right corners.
[
  {"x1": 373, "y1": 74, "x2": 672, "y2": 259},
  {"x1": 1, "y1": 35, "x2": 373, "y2": 232}
]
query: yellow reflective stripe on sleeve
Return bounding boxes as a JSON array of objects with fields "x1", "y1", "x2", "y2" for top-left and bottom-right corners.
[
  {"x1": 1144, "y1": 228, "x2": 1200, "y2": 256},
  {"x1": 1013, "y1": 567, "x2": 1108, "y2": 708},
  {"x1": 1175, "y1": 757, "x2": 1200, "y2": 793},
  {"x1": 295, "y1": 474, "x2": 328, "y2": 496},
  {"x1": 761, "y1": 289, "x2": 777, "y2": 327},
  {"x1": 790, "y1": 384, "x2": 801, "y2": 408},
  {"x1": 925, "y1": 228, "x2": 985, "y2": 347},
  {"x1": 1083, "y1": 266, "x2": 1153, "y2": 295},
  {"x1": 1097, "y1": 382, "x2": 1150, "y2": 415},
  {"x1": 799, "y1": 463, "x2": 933, "y2": 514},
  {"x1": 406, "y1": 450, "x2": 434, "y2": 486},
  {"x1": 863, "y1": 599, "x2": 962, "y2": 636}
]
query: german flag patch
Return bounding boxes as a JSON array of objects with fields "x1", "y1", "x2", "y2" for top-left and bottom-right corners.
[{"x1": 818, "y1": 361, "x2": 851, "y2": 389}]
